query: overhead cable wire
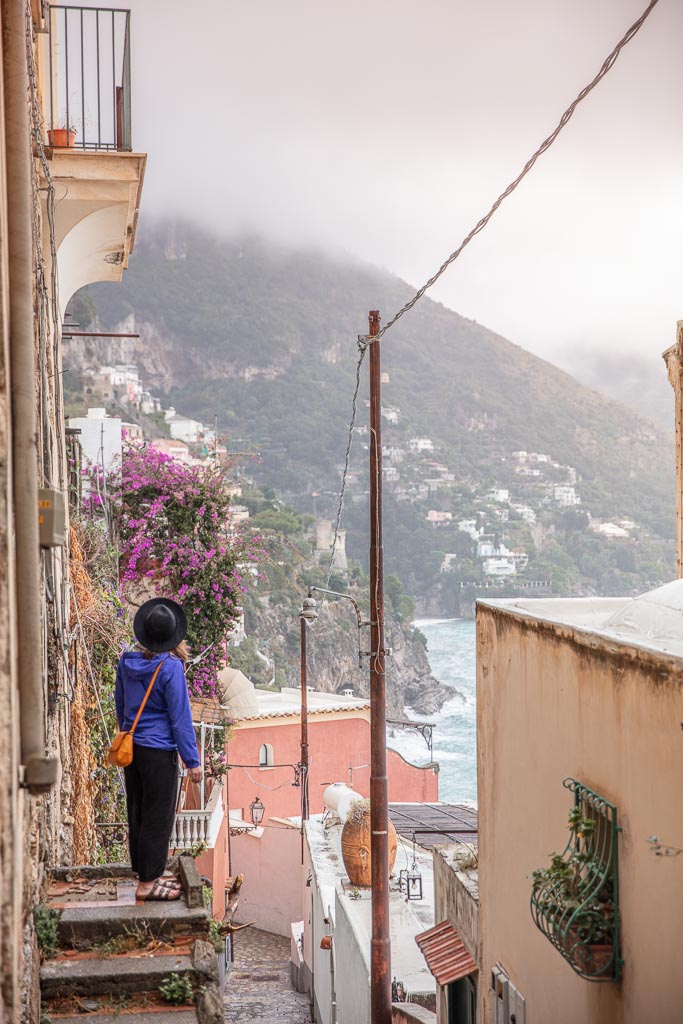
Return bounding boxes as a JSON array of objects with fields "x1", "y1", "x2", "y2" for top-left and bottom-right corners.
[
  {"x1": 375, "y1": 0, "x2": 661, "y2": 341},
  {"x1": 326, "y1": 338, "x2": 368, "y2": 586},
  {"x1": 238, "y1": 766, "x2": 295, "y2": 793},
  {"x1": 326, "y1": 0, "x2": 661, "y2": 581}
]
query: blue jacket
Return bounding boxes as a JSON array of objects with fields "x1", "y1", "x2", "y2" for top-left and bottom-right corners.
[{"x1": 115, "y1": 649, "x2": 200, "y2": 768}]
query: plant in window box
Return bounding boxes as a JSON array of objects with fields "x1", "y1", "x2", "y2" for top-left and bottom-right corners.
[{"x1": 531, "y1": 804, "x2": 617, "y2": 979}]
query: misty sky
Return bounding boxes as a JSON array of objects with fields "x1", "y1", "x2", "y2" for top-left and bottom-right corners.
[{"x1": 127, "y1": 0, "x2": 681, "y2": 393}]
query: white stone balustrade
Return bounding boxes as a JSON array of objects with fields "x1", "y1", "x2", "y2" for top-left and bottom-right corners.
[{"x1": 170, "y1": 780, "x2": 224, "y2": 850}]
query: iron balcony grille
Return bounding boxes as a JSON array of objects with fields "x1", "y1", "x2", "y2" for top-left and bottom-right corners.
[
  {"x1": 530, "y1": 778, "x2": 622, "y2": 982},
  {"x1": 47, "y1": 5, "x2": 132, "y2": 152}
]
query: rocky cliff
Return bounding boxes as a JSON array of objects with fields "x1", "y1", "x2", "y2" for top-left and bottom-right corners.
[{"x1": 235, "y1": 591, "x2": 454, "y2": 718}]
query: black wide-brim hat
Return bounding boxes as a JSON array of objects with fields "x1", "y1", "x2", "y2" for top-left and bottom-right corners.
[{"x1": 133, "y1": 598, "x2": 187, "y2": 653}]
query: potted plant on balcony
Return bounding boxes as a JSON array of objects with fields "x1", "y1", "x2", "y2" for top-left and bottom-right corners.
[
  {"x1": 47, "y1": 124, "x2": 77, "y2": 148},
  {"x1": 531, "y1": 806, "x2": 616, "y2": 978}
]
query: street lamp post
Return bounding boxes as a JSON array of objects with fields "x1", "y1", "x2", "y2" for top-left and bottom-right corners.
[
  {"x1": 368, "y1": 309, "x2": 391, "y2": 1024},
  {"x1": 299, "y1": 594, "x2": 318, "y2": 861},
  {"x1": 307, "y1": 585, "x2": 368, "y2": 667}
]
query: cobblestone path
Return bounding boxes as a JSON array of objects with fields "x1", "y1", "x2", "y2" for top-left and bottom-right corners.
[{"x1": 224, "y1": 927, "x2": 312, "y2": 1023}]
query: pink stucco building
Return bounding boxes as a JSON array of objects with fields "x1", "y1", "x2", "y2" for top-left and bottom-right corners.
[
  {"x1": 226, "y1": 686, "x2": 439, "y2": 822},
  {"x1": 182, "y1": 669, "x2": 439, "y2": 929}
]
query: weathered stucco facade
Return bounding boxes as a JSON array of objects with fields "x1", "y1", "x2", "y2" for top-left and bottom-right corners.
[
  {"x1": 477, "y1": 595, "x2": 683, "y2": 1024},
  {"x1": 432, "y1": 847, "x2": 478, "y2": 1023},
  {"x1": 0, "y1": 4, "x2": 145, "y2": 1019}
]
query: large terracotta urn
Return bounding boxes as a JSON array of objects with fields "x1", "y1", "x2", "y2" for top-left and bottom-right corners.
[{"x1": 341, "y1": 804, "x2": 398, "y2": 887}]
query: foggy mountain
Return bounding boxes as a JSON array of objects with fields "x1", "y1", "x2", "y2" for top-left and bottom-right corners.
[
  {"x1": 69, "y1": 220, "x2": 675, "y2": 602},
  {"x1": 569, "y1": 349, "x2": 673, "y2": 429}
]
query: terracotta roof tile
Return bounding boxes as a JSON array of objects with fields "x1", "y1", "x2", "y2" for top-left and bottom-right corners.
[{"x1": 415, "y1": 920, "x2": 477, "y2": 986}]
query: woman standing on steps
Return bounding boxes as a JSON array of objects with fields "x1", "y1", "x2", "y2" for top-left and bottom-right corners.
[{"x1": 115, "y1": 598, "x2": 202, "y2": 901}]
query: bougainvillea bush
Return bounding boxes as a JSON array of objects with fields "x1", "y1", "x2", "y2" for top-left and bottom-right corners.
[{"x1": 102, "y1": 441, "x2": 261, "y2": 698}]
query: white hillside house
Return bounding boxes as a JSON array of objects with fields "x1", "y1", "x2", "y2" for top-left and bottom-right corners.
[
  {"x1": 409, "y1": 437, "x2": 435, "y2": 453},
  {"x1": 458, "y1": 519, "x2": 481, "y2": 540},
  {"x1": 382, "y1": 445, "x2": 406, "y2": 464},
  {"x1": 68, "y1": 407, "x2": 121, "y2": 475},
  {"x1": 164, "y1": 407, "x2": 203, "y2": 443},
  {"x1": 99, "y1": 363, "x2": 142, "y2": 404},
  {"x1": 553, "y1": 485, "x2": 581, "y2": 507},
  {"x1": 513, "y1": 504, "x2": 537, "y2": 524},
  {"x1": 477, "y1": 538, "x2": 529, "y2": 577}
]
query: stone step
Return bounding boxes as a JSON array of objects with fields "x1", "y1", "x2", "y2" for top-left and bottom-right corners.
[
  {"x1": 57, "y1": 900, "x2": 209, "y2": 950},
  {"x1": 47, "y1": 1012, "x2": 199, "y2": 1024},
  {"x1": 51, "y1": 864, "x2": 137, "y2": 881},
  {"x1": 40, "y1": 951, "x2": 198, "y2": 999}
]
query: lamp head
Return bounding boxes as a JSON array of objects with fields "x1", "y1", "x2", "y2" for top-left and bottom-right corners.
[
  {"x1": 249, "y1": 796, "x2": 265, "y2": 826},
  {"x1": 300, "y1": 595, "x2": 318, "y2": 622}
]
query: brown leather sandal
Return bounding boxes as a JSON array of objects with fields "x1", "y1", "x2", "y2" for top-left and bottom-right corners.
[{"x1": 137, "y1": 877, "x2": 182, "y2": 901}]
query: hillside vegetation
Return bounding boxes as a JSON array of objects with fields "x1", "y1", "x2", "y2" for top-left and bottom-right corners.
[{"x1": 73, "y1": 220, "x2": 675, "y2": 605}]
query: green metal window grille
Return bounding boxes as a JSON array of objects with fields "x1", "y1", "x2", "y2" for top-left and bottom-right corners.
[{"x1": 530, "y1": 778, "x2": 622, "y2": 982}]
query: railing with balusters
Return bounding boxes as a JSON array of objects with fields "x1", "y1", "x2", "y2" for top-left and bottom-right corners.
[{"x1": 170, "y1": 780, "x2": 224, "y2": 851}]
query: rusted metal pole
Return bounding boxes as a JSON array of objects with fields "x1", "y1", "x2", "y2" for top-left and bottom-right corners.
[
  {"x1": 368, "y1": 310, "x2": 391, "y2": 1023},
  {"x1": 300, "y1": 614, "x2": 309, "y2": 862}
]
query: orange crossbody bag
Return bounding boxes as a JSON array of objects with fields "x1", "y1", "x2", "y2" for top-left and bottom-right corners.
[{"x1": 106, "y1": 661, "x2": 164, "y2": 768}]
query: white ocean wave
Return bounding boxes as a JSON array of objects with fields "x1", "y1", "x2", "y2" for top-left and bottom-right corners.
[
  {"x1": 409, "y1": 618, "x2": 478, "y2": 803},
  {"x1": 413, "y1": 617, "x2": 462, "y2": 627}
]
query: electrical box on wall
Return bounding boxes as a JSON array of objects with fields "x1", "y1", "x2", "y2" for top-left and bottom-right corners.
[{"x1": 38, "y1": 488, "x2": 65, "y2": 547}]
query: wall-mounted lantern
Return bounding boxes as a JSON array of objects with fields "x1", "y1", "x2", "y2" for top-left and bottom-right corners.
[{"x1": 250, "y1": 796, "x2": 265, "y2": 826}]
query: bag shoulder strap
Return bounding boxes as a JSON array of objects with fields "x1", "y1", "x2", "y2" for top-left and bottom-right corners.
[{"x1": 128, "y1": 659, "x2": 165, "y2": 737}]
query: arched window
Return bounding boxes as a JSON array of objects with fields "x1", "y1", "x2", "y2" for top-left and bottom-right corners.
[{"x1": 259, "y1": 743, "x2": 274, "y2": 768}]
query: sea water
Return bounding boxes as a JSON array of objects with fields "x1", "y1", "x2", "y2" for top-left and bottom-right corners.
[{"x1": 387, "y1": 618, "x2": 477, "y2": 805}]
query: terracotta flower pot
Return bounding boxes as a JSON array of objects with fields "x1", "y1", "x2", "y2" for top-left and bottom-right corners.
[
  {"x1": 567, "y1": 929, "x2": 613, "y2": 976},
  {"x1": 48, "y1": 128, "x2": 76, "y2": 148},
  {"x1": 341, "y1": 807, "x2": 398, "y2": 887},
  {"x1": 582, "y1": 944, "x2": 613, "y2": 975}
]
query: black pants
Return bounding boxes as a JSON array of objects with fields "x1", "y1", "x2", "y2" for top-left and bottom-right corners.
[{"x1": 124, "y1": 744, "x2": 178, "y2": 882}]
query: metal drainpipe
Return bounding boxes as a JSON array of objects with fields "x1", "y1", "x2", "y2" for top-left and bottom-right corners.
[{"x1": 4, "y1": 0, "x2": 58, "y2": 794}]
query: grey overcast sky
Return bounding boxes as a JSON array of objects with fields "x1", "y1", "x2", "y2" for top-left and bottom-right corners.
[{"x1": 127, "y1": 0, "x2": 681, "y2": 383}]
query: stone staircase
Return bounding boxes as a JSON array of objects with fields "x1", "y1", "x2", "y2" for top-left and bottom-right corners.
[{"x1": 39, "y1": 859, "x2": 224, "y2": 1024}]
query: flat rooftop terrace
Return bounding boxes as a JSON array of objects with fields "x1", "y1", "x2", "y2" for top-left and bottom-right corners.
[
  {"x1": 306, "y1": 815, "x2": 436, "y2": 1002},
  {"x1": 389, "y1": 802, "x2": 478, "y2": 850},
  {"x1": 480, "y1": 579, "x2": 683, "y2": 663}
]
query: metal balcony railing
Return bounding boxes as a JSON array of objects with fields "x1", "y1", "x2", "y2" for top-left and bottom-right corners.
[{"x1": 47, "y1": 5, "x2": 132, "y2": 152}]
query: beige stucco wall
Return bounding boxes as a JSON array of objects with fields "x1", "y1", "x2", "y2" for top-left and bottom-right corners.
[
  {"x1": 663, "y1": 322, "x2": 683, "y2": 577},
  {"x1": 477, "y1": 601, "x2": 683, "y2": 1024},
  {"x1": 433, "y1": 847, "x2": 479, "y2": 1024},
  {"x1": 231, "y1": 818, "x2": 302, "y2": 937}
]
